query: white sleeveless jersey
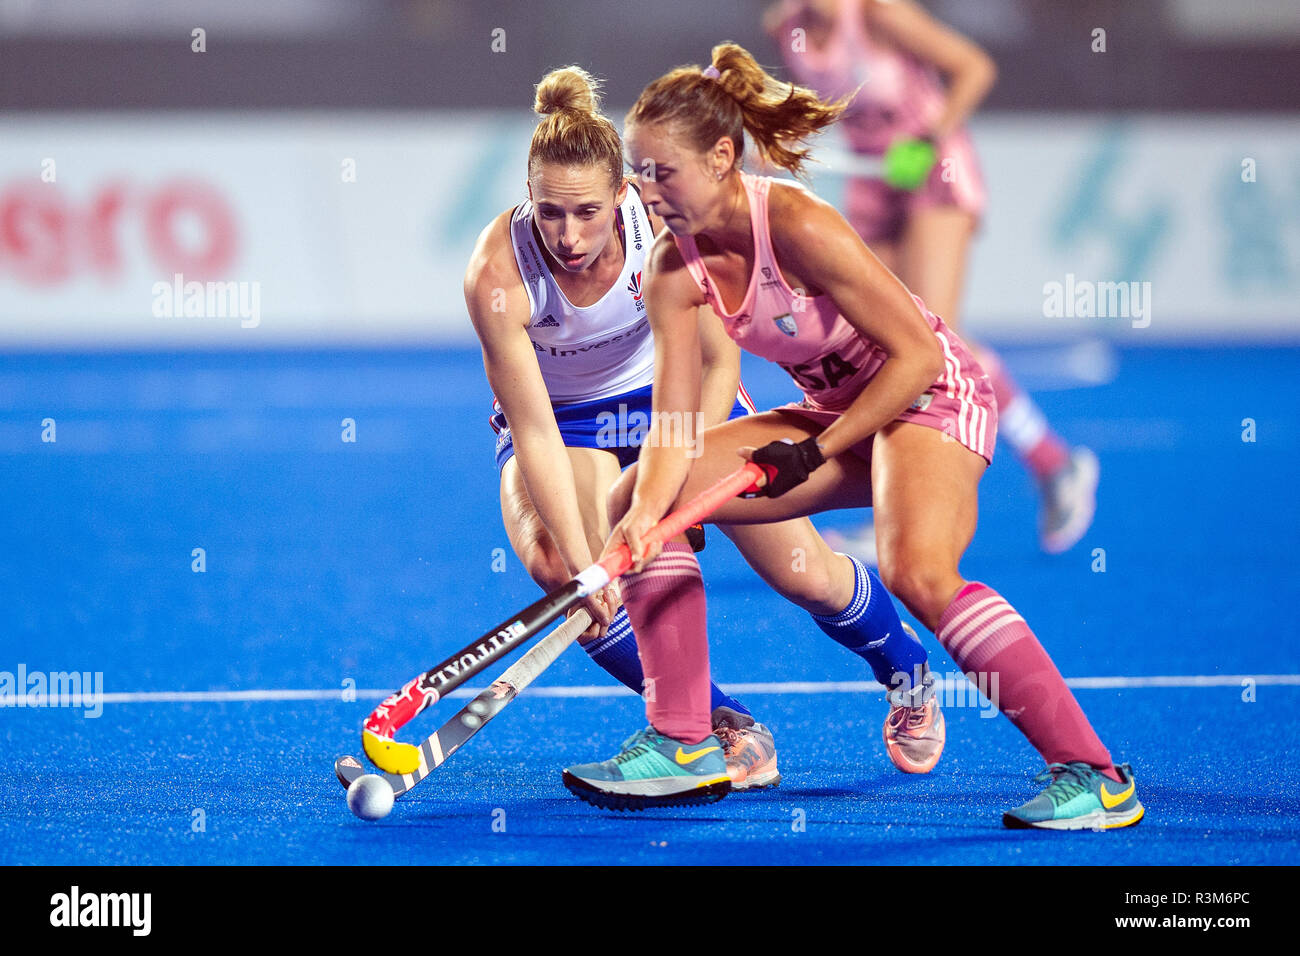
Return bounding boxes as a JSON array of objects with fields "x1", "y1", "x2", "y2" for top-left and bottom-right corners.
[{"x1": 509, "y1": 186, "x2": 656, "y2": 403}]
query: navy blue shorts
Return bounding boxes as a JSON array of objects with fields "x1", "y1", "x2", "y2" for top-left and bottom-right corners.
[{"x1": 490, "y1": 383, "x2": 756, "y2": 471}]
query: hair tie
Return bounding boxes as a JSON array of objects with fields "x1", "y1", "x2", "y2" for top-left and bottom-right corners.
[{"x1": 702, "y1": 65, "x2": 721, "y2": 80}]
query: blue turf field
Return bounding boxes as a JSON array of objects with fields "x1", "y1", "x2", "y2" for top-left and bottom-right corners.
[{"x1": 2, "y1": 343, "x2": 1298, "y2": 865}]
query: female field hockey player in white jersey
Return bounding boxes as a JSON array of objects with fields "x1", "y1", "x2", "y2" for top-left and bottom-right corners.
[
  {"x1": 464, "y1": 67, "x2": 948, "y2": 801},
  {"x1": 566, "y1": 46, "x2": 1142, "y2": 830}
]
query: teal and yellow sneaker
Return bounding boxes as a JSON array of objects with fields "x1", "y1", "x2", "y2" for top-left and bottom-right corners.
[
  {"x1": 562, "y1": 726, "x2": 732, "y2": 811},
  {"x1": 1003, "y1": 761, "x2": 1144, "y2": 831}
]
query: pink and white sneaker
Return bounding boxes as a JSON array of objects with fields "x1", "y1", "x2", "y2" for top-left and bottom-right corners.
[
  {"x1": 712, "y1": 707, "x2": 781, "y2": 790},
  {"x1": 883, "y1": 654, "x2": 946, "y2": 774},
  {"x1": 1039, "y1": 447, "x2": 1100, "y2": 554}
]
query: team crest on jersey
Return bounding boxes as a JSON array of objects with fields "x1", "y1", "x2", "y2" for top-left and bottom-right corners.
[
  {"x1": 626, "y1": 271, "x2": 643, "y2": 302},
  {"x1": 533, "y1": 314, "x2": 559, "y2": 328},
  {"x1": 773, "y1": 313, "x2": 798, "y2": 337},
  {"x1": 910, "y1": 393, "x2": 933, "y2": 411}
]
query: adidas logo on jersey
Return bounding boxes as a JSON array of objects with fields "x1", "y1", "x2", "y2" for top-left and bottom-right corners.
[{"x1": 533, "y1": 314, "x2": 560, "y2": 328}]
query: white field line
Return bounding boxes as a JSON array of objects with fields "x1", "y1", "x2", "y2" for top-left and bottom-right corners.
[{"x1": 1, "y1": 674, "x2": 1297, "y2": 708}]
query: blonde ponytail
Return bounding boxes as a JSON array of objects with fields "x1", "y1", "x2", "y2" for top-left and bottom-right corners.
[{"x1": 627, "y1": 42, "x2": 849, "y2": 179}]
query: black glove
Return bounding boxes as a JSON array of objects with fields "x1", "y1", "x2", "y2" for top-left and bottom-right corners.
[
  {"x1": 685, "y1": 522, "x2": 707, "y2": 552},
  {"x1": 741, "y1": 437, "x2": 826, "y2": 499}
]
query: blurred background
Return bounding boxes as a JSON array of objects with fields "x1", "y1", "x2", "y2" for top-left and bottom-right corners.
[
  {"x1": 2, "y1": 0, "x2": 1298, "y2": 348},
  {"x1": 2, "y1": 1, "x2": 1299, "y2": 868}
]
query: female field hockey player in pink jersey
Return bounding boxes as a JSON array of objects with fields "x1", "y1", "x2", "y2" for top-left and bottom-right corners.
[
  {"x1": 464, "y1": 67, "x2": 949, "y2": 798},
  {"x1": 763, "y1": 0, "x2": 1099, "y2": 560},
  {"x1": 563, "y1": 45, "x2": 1142, "y2": 830}
]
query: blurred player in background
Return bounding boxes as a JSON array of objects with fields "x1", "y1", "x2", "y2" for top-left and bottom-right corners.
[
  {"x1": 564, "y1": 44, "x2": 1142, "y2": 830},
  {"x1": 764, "y1": 0, "x2": 1099, "y2": 560},
  {"x1": 464, "y1": 66, "x2": 947, "y2": 797}
]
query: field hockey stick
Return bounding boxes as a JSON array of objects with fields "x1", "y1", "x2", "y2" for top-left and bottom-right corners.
[
  {"x1": 813, "y1": 150, "x2": 885, "y2": 178},
  {"x1": 362, "y1": 460, "x2": 765, "y2": 775},
  {"x1": 357, "y1": 606, "x2": 548, "y2": 772},
  {"x1": 335, "y1": 607, "x2": 592, "y2": 796}
]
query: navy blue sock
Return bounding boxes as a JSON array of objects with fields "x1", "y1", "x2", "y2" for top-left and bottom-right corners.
[
  {"x1": 710, "y1": 683, "x2": 752, "y2": 719},
  {"x1": 582, "y1": 607, "x2": 642, "y2": 693},
  {"x1": 584, "y1": 607, "x2": 749, "y2": 717},
  {"x1": 812, "y1": 555, "x2": 928, "y2": 692}
]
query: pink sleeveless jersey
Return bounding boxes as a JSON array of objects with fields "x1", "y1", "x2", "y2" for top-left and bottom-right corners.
[
  {"x1": 772, "y1": 0, "x2": 986, "y2": 239},
  {"x1": 673, "y1": 173, "x2": 995, "y2": 460},
  {"x1": 774, "y1": 0, "x2": 943, "y2": 154}
]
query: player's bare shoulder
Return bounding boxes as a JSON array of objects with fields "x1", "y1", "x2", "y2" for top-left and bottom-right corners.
[
  {"x1": 767, "y1": 178, "x2": 862, "y2": 267},
  {"x1": 645, "y1": 226, "x2": 685, "y2": 274},
  {"x1": 464, "y1": 208, "x2": 518, "y2": 293},
  {"x1": 464, "y1": 208, "x2": 529, "y2": 329},
  {"x1": 643, "y1": 228, "x2": 705, "y2": 309},
  {"x1": 768, "y1": 179, "x2": 841, "y2": 238},
  {"x1": 644, "y1": 227, "x2": 693, "y2": 285}
]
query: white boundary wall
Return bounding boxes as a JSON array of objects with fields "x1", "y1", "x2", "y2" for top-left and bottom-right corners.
[{"x1": 1, "y1": 112, "x2": 1296, "y2": 347}]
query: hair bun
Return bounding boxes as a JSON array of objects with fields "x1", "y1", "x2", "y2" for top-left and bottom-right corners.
[{"x1": 534, "y1": 66, "x2": 601, "y2": 116}]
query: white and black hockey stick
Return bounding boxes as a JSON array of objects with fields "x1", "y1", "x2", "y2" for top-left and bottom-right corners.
[
  {"x1": 334, "y1": 607, "x2": 591, "y2": 797},
  {"x1": 361, "y1": 462, "x2": 765, "y2": 775}
]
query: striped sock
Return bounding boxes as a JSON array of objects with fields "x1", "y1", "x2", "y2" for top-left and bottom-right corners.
[
  {"x1": 977, "y1": 346, "x2": 1070, "y2": 479},
  {"x1": 937, "y1": 582, "x2": 1121, "y2": 782},
  {"x1": 584, "y1": 606, "x2": 750, "y2": 717},
  {"x1": 619, "y1": 542, "x2": 713, "y2": 745},
  {"x1": 582, "y1": 607, "x2": 642, "y2": 694},
  {"x1": 812, "y1": 554, "x2": 928, "y2": 698}
]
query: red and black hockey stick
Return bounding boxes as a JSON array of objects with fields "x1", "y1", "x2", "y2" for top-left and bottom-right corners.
[{"x1": 360, "y1": 461, "x2": 764, "y2": 775}]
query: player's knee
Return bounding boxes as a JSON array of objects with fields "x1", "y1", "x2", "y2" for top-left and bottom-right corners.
[
  {"x1": 878, "y1": 557, "x2": 951, "y2": 626},
  {"x1": 606, "y1": 466, "x2": 636, "y2": 526},
  {"x1": 771, "y1": 558, "x2": 840, "y2": 612}
]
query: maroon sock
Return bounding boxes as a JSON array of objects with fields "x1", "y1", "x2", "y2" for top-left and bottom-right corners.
[
  {"x1": 937, "y1": 582, "x2": 1121, "y2": 782},
  {"x1": 619, "y1": 542, "x2": 712, "y2": 745}
]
